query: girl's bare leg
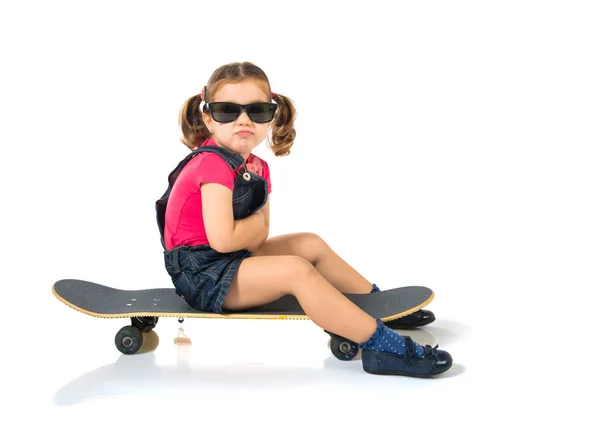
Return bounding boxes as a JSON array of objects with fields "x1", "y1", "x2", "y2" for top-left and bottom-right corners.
[
  {"x1": 251, "y1": 232, "x2": 374, "y2": 294},
  {"x1": 223, "y1": 255, "x2": 377, "y2": 344}
]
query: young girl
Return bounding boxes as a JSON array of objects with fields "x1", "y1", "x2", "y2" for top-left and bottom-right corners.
[{"x1": 158, "y1": 61, "x2": 453, "y2": 377}]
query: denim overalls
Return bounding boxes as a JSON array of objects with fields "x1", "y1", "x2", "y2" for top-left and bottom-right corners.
[{"x1": 155, "y1": 145, "x2": 268, "y2": 314}]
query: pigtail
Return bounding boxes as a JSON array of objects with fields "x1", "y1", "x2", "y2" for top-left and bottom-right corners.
[
  {"x1": 178, "y1": 93, "x2": 210, "y2": 151},
  {"x1": 267, "y1": 92, "x2": 297, "y2": 157}
]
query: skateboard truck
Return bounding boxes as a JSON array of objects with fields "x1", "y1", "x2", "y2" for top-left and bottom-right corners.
[{"x1": 174, "y1": 327, "x2": 191, "y2": 345}]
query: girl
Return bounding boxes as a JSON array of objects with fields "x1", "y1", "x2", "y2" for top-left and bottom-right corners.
[{"x1": 159, "y1": 62, "x2": 452, "y2": 377}]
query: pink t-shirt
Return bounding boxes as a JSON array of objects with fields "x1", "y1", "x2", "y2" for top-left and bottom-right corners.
[{"x1": 164, "y1": 139, "x2": 272, "y2": 250}]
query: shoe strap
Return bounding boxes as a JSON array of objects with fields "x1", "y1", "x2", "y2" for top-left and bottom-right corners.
[{"x1": 404, "y1": 336, "x2": 415, "y2": 357}]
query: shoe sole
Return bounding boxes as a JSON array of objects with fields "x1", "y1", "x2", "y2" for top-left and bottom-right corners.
[
  {"x1": 385, "y1": 316, "x2": 436, "y2": 330},
  {"x1": 362, "y1": 350, "x2": 452, "y2": 378},
  {"x1": 363, "y1": 367, "x2": 449, "y2": 378}
]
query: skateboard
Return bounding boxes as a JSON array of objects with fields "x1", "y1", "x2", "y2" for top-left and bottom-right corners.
[{"x1": 52, "y1": 279, "x2": 434, "y2": 360}]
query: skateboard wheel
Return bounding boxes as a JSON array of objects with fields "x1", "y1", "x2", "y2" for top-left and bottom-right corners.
[
  {"x1": 115, "y1": 326, "x2": 144, "y2": 355},
  {"x1": 137, "y1": 330, "x2": 160, "y2": 354},
  {"x1": 329, "y1": 335, "x2": 359, "y2": 361}
]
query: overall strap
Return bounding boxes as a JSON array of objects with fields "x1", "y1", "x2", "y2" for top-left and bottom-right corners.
[{"x1": 155, "y1": 146, "x2": 245, "y2": 250}]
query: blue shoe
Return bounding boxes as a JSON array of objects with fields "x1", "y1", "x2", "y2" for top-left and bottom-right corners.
[
  {"x1": 362, "y1": 336, "x2": 452, "y2": 377},
  {"x1": 385, "y1": 309, "x2": 435, "y2": 329}
]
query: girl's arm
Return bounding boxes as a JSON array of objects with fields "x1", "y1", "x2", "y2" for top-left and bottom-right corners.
[
  {"x1": 260, "y1": 197, "x2": 270, "y2": 228},
  {"x1": 246, "y1": 209, "x2": 269, "y2": 252},
  {"x1": 246, "y1": 224, "x2": 269, "y2": 252}
]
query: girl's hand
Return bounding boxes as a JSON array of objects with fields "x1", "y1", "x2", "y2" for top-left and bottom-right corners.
[
  {"x1": 255, "y1": 209, "x2": 267, "y2": 226},
  {"x1": 247, "y1": 218, "x2": 269, "y2": 252}
]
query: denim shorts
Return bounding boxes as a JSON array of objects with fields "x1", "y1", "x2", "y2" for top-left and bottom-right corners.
[{"x1": 164, "y1": 244, "x2": 253, "y2": 314}]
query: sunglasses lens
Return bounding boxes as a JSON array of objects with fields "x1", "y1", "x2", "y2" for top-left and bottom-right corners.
[
  {"x1": 210, "y1": 103, "x2": 240, "y2": 123},
  {"x1": 246, "y1": 103, "x2": 276, "y2": 123},
  {"x1": 209, "y1": 102, "x2": 276, "y2": 123}
]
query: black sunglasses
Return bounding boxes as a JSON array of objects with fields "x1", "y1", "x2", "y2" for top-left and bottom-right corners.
[{"x1": 203, "y1": 102, "x2": 277, "y2": 124}]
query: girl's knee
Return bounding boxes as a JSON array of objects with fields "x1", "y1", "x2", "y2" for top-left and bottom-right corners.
[
  {"x1": 303, "y1": 232, "x2": 329, "y2": 250},
  {"x1": 286, "y1": 256, "x2": 320, "y2": 293},
  {"x1": 288, "y1": 255, "x2": 317, "y2": 276},
  {"x1": 298, "y1": 232, "x2": 331, "y2": 265}
]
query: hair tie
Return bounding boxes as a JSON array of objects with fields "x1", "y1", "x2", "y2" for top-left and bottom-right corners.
[{"x1": 271, "y1": 92, "x2": 276, "y2": 99}]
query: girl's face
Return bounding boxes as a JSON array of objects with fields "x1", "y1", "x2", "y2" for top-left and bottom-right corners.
[{"x1": 202, "y1": 79, "x2": 273, "y2": 161}]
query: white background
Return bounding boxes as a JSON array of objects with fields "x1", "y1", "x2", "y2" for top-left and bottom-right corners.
[{"x1": 1, "y1": 0, "x2": 598, "y2": 431}]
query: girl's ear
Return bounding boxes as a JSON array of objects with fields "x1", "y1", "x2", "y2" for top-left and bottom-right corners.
[{"x1": 202, "y1": 111, "x2": 212, "y2": 129}]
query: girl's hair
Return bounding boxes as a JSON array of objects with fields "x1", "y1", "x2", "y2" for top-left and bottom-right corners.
[{"x1": 178, "y1": 62, "x2": 296, "y2": 157}]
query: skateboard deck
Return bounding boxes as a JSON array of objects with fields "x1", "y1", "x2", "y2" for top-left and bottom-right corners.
[
  {"x1": 52, "y1": 279, "x2": 434, "y2": 358},
  {"x1": 52, "y1": 279, "x2": 433, "y2": 321}
]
